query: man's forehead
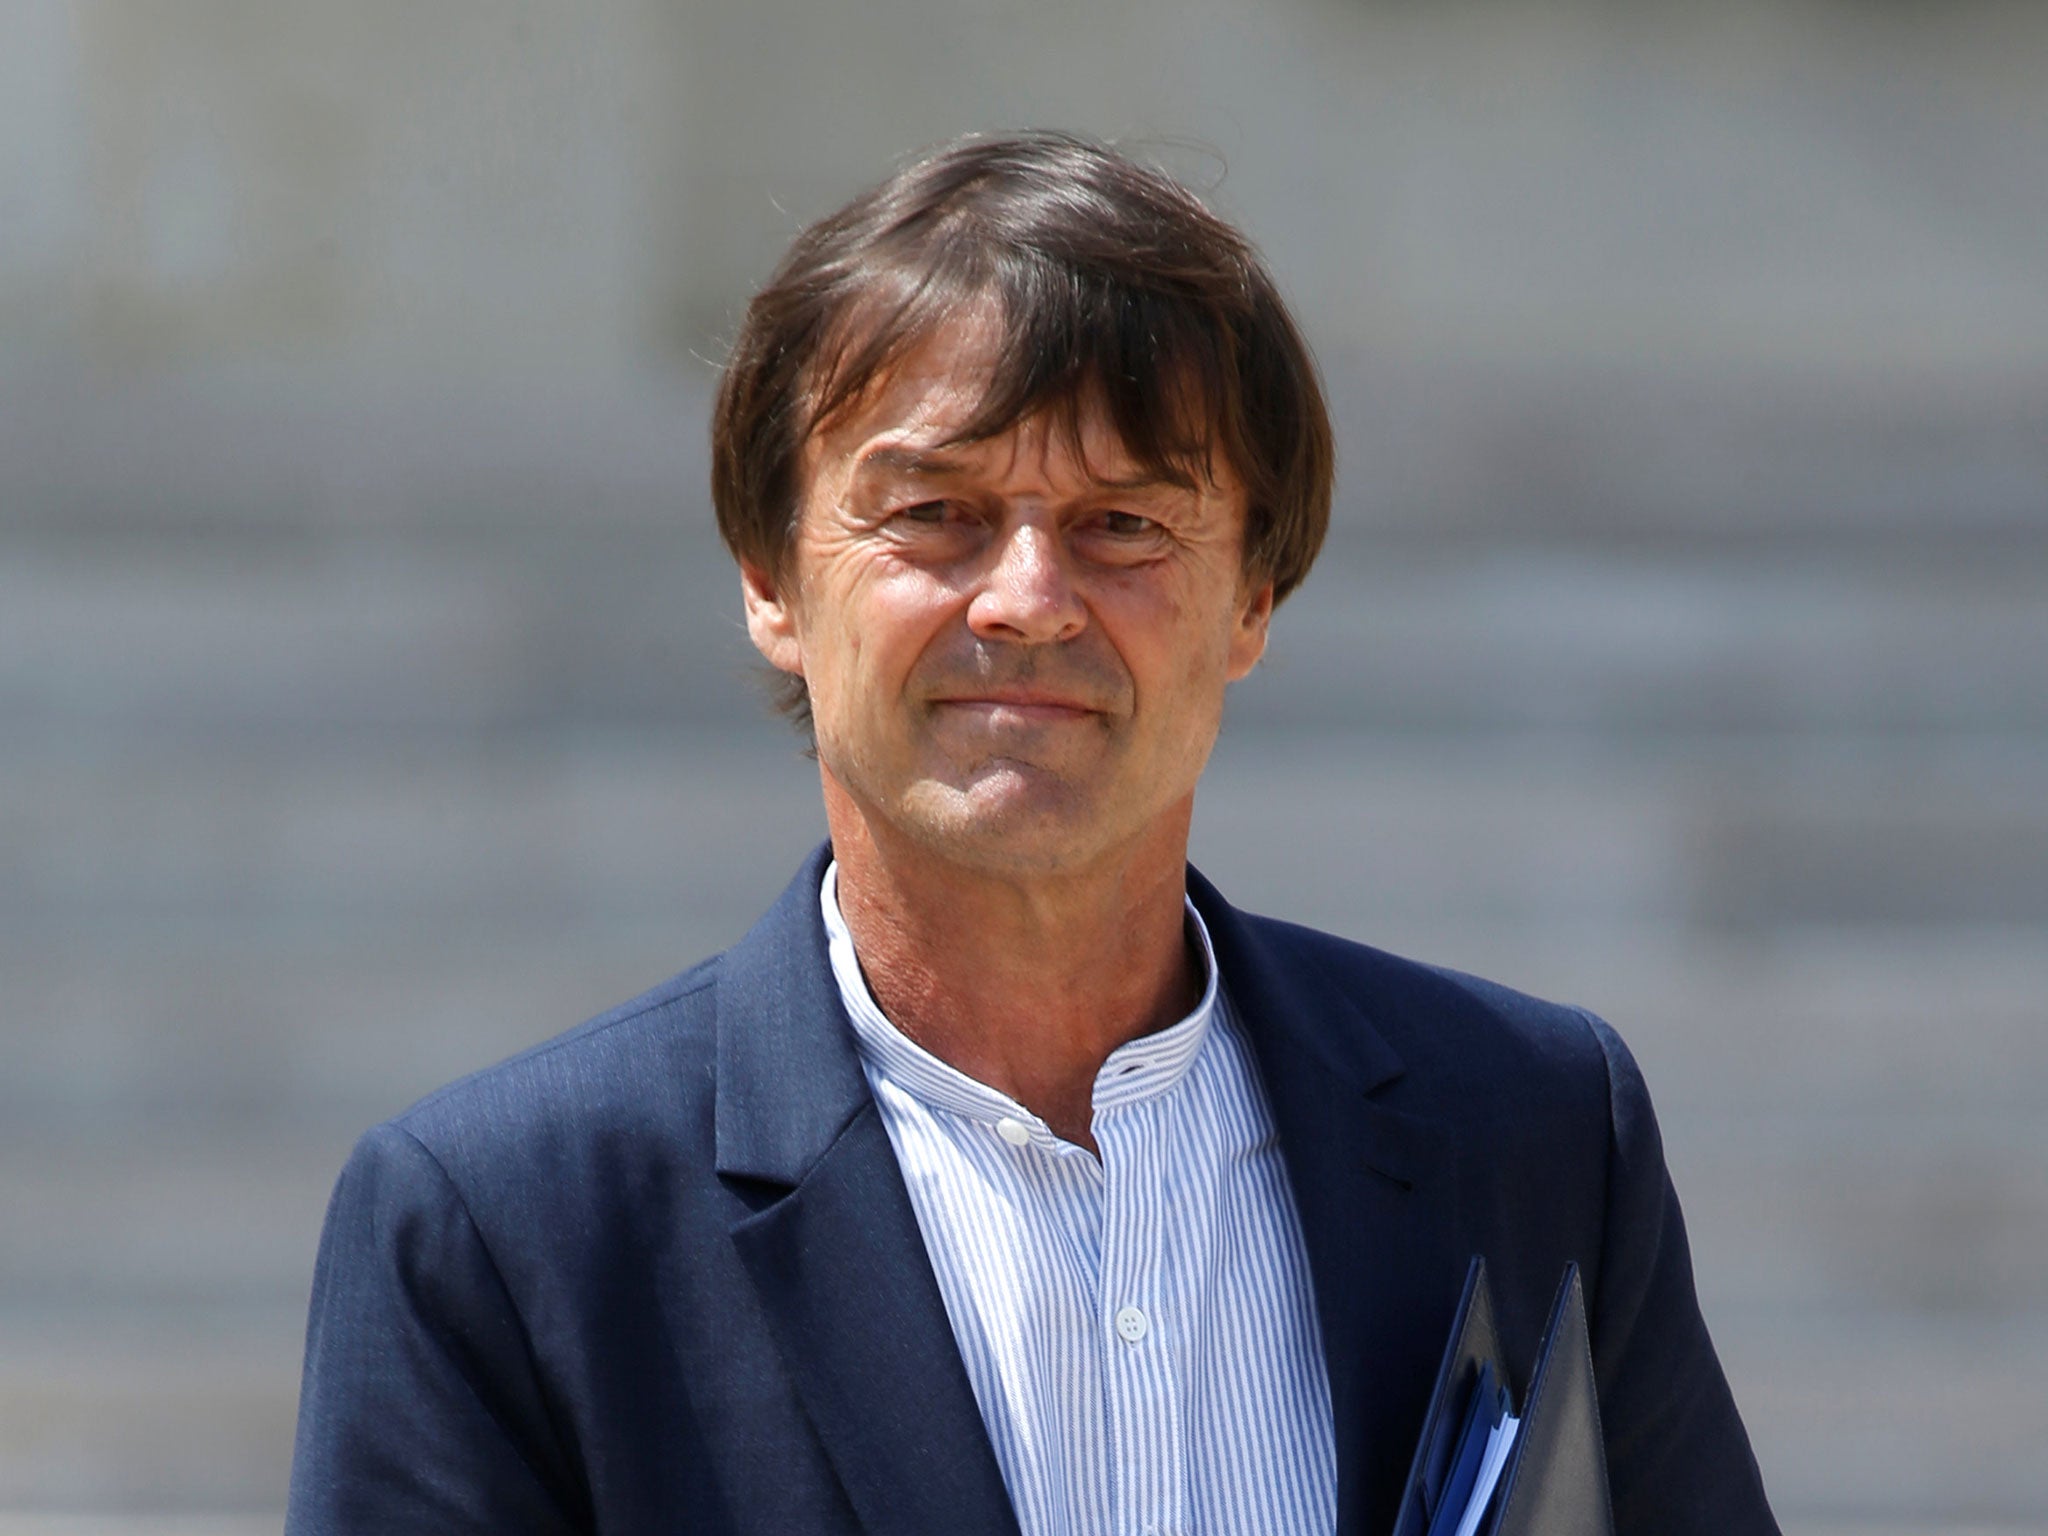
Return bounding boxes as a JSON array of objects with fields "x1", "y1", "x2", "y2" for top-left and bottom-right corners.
[
  {"x1": 803, "y1": 320, "x2": 1222, "y2": 497},
  {"x1": 808, "y1": 304, "x2": 1002, "y2": 431}
]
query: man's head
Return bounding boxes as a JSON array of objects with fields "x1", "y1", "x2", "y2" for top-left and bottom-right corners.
[{"x1": 712, "y1": 131, "x2": 1333, "y2": 875}]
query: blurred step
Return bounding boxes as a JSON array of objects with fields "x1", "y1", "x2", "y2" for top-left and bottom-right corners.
[
  {"x1": 1244, "y1": 547, "x2": 2048, "y2": 735},
  {"x1": 3, "y1": 735, "x2": 823, "y2": 929},
  {"x1": 0, "y1": 1518, "x2": 280, "y2": 1535},
  {"x1": 1720, "y1": 1310, "x2": 2048, "y2": 1525},
  {"x1": 1323, "y1": 360, "x2": 2048, "y2": 542},
  {"x1": 0, "y1": 368, "x2": 707, "y2": 538},
  {"x1": 0, "y1": 1314, "x2": 300, "y2": 1512},
  {"x1": 1195, "y1": 738, "x2": 2048, "y2": 928},
  {"x1": 1, "y1": 930, "x2": 727, "y2": 1127},
  {"x1": 0, "y1": 531, "x2": 753, "y2": 734},
  {"x1": 0, "y1": 1131, "x2": 343, "y2": 1308},
  {"x1": 1667, "y1": 1110, "x2": 2048, "y2": 1315},
  {"x1": 1401, "y1": 928, "x2": 2048, "y2": 1120}
]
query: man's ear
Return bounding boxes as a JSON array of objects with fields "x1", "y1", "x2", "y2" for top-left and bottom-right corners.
[
  {"x1": 1225, "y1": 579, "x2": 1275, "y2": 681},
  {"x1": 740, "y1": 561, "x2": 804, "y2": 677}
]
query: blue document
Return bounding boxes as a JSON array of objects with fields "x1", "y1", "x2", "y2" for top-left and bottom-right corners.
[{"x1": 1390, "y1": 1258, "x2": 1614, "y2": 1536}]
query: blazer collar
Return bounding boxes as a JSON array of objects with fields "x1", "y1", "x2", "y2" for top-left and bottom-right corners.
[
  {"x1": 1189, "y1": 865, "x2": 1452, "y2": 1536},
  {"x1": 1186, "y1": 864, "x2": 1407, "y2": 1097},
  {"x1": 712, "y1": 844, "x2": 1022, "y2": 1536},
  {"x1": 713, "y1": 843, "x2": 871, "y2": 1186}
]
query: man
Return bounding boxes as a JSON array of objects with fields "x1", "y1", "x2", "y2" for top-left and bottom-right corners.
[{"x1": 287, "y1": 132, "x2": 1778, "y2": 1535}]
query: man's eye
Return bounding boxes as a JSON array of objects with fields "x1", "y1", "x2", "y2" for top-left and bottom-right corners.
[
  {"x1": 897, "y1": 500, "x2": 953, "y2": 524},
  {"x1": 1098, "y1": 510, "x2": 1155, "y2": 536}
]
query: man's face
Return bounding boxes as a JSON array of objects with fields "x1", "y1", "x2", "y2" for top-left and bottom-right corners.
[{"x1": 742, "y1": 310, "x2": 1273, "y2": 878}]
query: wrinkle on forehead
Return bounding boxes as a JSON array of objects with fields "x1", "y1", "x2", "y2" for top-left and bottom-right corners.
[{"x1": 807, "y1": 302, "x2": 1221, "y2": 498}]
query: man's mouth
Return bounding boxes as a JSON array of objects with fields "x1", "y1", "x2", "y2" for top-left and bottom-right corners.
[{"x1": 932, "y1": 693, "x2": 1099, "y2": 722}]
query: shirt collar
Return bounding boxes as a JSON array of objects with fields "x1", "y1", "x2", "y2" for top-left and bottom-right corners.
[{"x1": 820, "y1": 860, "x2": 1220, "y2": 1133}]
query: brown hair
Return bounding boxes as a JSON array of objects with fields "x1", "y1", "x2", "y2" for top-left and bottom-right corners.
[{"x1": 711, "y1": 131, "x2": 1333, "y2": 713}]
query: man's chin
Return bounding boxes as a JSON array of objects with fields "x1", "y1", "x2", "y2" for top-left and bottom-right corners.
[{"x1": 893, "y1": 771, "x2": 1113, "y2": 872}]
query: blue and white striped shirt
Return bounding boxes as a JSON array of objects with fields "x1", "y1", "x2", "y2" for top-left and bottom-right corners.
[{"x1": 822, "y1": 864, "x2": 1338, "y2": 1536}]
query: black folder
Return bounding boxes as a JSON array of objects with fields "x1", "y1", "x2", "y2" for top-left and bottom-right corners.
[{"x1": 1390, "y1": 1257, "x2": 1615, "y2": 1536}]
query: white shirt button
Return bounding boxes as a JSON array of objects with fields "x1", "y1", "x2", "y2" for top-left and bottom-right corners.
[
  {"x1": 995, "y1": 1117, "x2": 1032, "y2": 1147},
  {"x1": 1115, "y1": 1305, "x2": 1149, "y2": 1342}
]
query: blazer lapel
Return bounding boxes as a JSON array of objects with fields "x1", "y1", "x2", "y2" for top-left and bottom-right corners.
[
  {"x1": 715, "y1": 849, "x2": 1021, "y2": 1536},
  {"x1": 1190, "y1": 869, "x2": 1459, "y2": 1536}
]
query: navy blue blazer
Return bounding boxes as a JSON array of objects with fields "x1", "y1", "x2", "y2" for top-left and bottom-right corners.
[{"x1": 287, "y1": 847, "x2": 1778, "y2": 1534}]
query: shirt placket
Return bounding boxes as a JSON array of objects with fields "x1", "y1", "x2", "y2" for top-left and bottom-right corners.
[{"x1": 1094, "y1": 1096, "x2": 1190, "y2": 1536}]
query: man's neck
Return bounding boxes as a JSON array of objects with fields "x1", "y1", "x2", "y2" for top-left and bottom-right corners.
[{"x1": 823, "y1": 793, "x2": 1204, "y2": 1153}]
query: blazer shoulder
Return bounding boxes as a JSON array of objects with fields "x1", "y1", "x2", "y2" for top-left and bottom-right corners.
[
  {"x1": 1246, "y1": 908, "x2": 1606, "y2": 1046},
  {"x1": 1230, "y1": 907, "x2": 1624, "y2": 1123},
  {"x1": 383, "y1": 954, "x2": 725, "y2": 1180}
]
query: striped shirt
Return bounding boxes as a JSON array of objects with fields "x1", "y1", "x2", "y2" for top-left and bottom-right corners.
[{"x1": 821, "y1": 864, "x2": 1338, "y2": 1536}]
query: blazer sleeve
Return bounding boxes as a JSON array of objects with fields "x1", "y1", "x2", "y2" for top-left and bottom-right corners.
[
  {"x1": 286, "y1": 1122, "x2": 587, "y2": 1536},
  {"x1": 1579, "y1": 1010, "x2": 1780, "y2": 1536}
]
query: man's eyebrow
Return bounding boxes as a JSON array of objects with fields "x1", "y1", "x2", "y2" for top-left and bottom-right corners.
[
  {"x1": 857, "y1": 445, "x2": 971, "y2": 479},
  {"x1": 856, "y1": 442, "x2": 1184, "y2": 493}
]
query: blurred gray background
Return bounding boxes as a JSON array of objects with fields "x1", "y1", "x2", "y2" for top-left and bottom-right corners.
[{"x1": 4, "y1": 0, "x2": 2046, "y2": 1531}]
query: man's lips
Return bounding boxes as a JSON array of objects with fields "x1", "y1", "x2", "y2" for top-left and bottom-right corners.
[{"x1": 929, "y1": 693, "x2": 1101, "y2": 720}]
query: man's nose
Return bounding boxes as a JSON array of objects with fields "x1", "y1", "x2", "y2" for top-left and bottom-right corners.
[{"x1": 966, "y1": 521, "x2": 1087, "y2": 645}]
